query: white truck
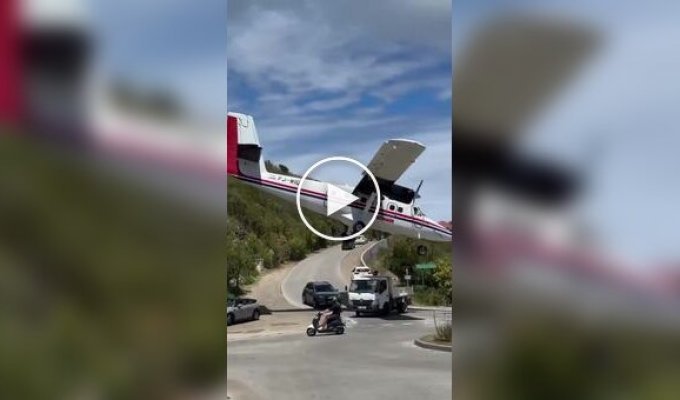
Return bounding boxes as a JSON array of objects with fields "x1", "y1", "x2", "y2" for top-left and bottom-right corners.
[
  {"x1": 348, "y1": 275, "x2": 410, "y2": 316},
  {"x1": 351, "y1": 266, "x2": 372, "y2": 280}
]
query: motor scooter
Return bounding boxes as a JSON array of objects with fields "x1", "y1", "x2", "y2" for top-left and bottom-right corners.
[{"x1": 306, "y1": 312, "x2": 345, "y2": 336}]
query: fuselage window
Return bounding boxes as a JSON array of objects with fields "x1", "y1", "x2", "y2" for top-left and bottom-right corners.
[
  {"x1": 397, "y1": 207, "x2": 403, "y2": 213},
  {"x1": 388, "y1": 204, "x2": 395, "y2": 211}
]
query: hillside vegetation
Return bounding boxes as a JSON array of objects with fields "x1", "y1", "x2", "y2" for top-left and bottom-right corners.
[
  {"x1": 378, "y1": 237, "x2": 452, "y2": 306},
  {"x1": 227, "y1": 166, "x2": 341, "y2": 294},
  {"x1": 0, "y1": 134, "x2": 225, "y2": 398}
]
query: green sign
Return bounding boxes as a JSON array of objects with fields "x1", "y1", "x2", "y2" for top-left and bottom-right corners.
[{"x1": 414, "y1": 262, "x2": 436, "y2": 270}]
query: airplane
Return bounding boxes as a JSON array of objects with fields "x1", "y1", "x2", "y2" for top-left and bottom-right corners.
[{"x1": 226, "y1": 112, "x2": 453, "y2": 248}]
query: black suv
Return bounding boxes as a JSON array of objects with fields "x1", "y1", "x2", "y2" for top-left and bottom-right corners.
[{"x1": 302, "y1": 281, "x2": 339, "y2": 309}]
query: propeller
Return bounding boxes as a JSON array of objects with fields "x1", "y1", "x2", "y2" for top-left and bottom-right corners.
[{"x1": 414, "y1": 180, "x2": 424, "y2": 200}]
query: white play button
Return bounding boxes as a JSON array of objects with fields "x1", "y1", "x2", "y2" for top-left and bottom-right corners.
[
  {"x1": 326, "y1": 183, "x2": 359, "y2": 216},
  {"x1": 296, "y1": 156, "x2": 381, "y2": 241}
]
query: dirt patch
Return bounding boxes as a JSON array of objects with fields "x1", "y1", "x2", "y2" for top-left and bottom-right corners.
[
  {"x1": 243, "y1": 261, "x2": 297, "y2": 309},
  {"x1": 227, "y1": 312, "x2": 316, "y2": 341}
]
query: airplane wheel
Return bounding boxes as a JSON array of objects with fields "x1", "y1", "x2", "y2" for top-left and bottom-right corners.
[{"x1": 353, "y1": 221, "x2": 365, "y2": 233}]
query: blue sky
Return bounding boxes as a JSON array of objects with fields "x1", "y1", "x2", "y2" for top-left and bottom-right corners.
[{"x1": 227, "y1": 0, "x2": 453, "y2": 222}]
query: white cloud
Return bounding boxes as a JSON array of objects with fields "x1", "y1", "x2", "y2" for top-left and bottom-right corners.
[
  {"x1": 228, "y1": 1, "x2": 451, "y2": 115},
  {"x1": 228, "y1": 0, "x2": 452, "y2": 220}
]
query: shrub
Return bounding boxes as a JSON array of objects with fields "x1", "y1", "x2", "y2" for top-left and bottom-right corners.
[{"x1": 434, "y1": 320, "x2": 452, "y2": 342}]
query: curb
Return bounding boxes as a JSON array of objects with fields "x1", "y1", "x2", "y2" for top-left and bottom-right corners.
[
  {"x1": 414, "y1": 336, "x2": 452, "y2": 352},
  {"x1": 409, "y1": 306, "x2": 453, "y2": 312}
]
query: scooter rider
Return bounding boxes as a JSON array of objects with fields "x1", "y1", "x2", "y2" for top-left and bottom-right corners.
[{"x1": 318, "y1": 297, "x2": 342, "y2": 331}]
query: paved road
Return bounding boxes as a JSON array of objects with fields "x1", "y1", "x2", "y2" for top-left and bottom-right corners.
[
  {"x1": 227, "y1": 309, "x2": 451, "y2": 400},
  {"x1": 281, "y1": 243, "x2": 368, "y2": 309}
]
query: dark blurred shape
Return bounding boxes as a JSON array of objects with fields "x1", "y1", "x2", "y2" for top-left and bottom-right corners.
[
  {"x1": 454, "y1": 15, "x2": 598, "y2": 145},
  {"x1": 22, "y1": 26, "x2": 91, "y2": 142}
]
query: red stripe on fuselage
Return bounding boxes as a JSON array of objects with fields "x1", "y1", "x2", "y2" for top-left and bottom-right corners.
[
  {"x1": 0, "y1": 0, "x2": 23, "y2": 125},
  {"x1": 226, "y1": 116, "x2": 239, "y2": 175}
]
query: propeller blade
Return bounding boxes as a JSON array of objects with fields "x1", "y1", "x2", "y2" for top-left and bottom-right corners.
[{"x1": 414, "y1": 180, "x2": 424, "y2": 199}]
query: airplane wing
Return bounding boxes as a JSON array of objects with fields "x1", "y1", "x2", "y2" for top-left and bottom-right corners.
[
  {"x1": 353, "y1": 139, "x2": 425, "y2": 196},
  {"x1": 454, "y1": 15, "x2": 598, "y2": 143},
  {"x1": 365, "y1": 139, "x2": 425, "y2": 183}
]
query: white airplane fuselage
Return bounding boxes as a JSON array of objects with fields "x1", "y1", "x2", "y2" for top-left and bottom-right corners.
[
  {"x1": 227, "y1": 112, "x2": 452, "y2": 242},
  {"x1": 232, "y1": 158, "x2": 452, "y2": 242}
]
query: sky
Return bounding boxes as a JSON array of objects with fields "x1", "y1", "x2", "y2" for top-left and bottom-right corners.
[
  {"x1": 453, "y1": 0, "x2": 680, "y2": 269},
  {"x1": 227, "y1": 0, "x2": 453, "y2": 222}
]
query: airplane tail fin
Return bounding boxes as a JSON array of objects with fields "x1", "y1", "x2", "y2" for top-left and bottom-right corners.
[{"x1": 227, "y1": 112, "x2": 266, "y2": 177}]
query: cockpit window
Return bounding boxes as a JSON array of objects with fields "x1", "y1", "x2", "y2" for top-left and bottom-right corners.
[{"x1": 413, "y1": 207, "x2": 425, "y2": 217}]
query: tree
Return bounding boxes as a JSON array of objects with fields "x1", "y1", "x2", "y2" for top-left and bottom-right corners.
[{"x1": 433, "y1": 256, "x2": 452, "y2": 305}]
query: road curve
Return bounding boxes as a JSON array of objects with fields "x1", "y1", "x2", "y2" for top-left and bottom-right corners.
[{"x1": 281, "y1": 243, "x2": 368, "y2": 309}]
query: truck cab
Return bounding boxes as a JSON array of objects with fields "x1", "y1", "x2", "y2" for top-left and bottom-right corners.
[{"x1": 348, "y1": 275, "x2": 410, "y2": 316}]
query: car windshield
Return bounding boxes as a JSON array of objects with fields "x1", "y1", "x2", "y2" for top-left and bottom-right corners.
[
  {"x1": 227, "y1": 299, "x2": 235, "y2": 307},
  {"x1": 350, "y1": 280, "x2": 377, "y2": 293},
  {"x1": 315, "y1": 284, "x2": 335, "y2": 292}
]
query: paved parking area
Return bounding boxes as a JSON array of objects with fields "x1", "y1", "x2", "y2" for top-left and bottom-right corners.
[{"x1": 227, "y1": 310, "x2": 451, "y2": 400}]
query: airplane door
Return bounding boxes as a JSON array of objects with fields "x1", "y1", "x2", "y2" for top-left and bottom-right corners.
[{"x1": 411, "y1": 206, "x2": 423, "y2": 238}]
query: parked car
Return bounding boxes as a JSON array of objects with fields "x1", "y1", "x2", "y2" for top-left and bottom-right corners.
[
  {"x1": 227, "y1": 297, "x2": 261, "y2": 326},
  {"x1": 302, "y1": 281, "x2": 340, "y2": 309},
  {"x1": 354, "y1": 235, "x2": 368, "y2": 245},
  {"x1": 351, "y1": 266, "x2": 372, "y2": 279}
]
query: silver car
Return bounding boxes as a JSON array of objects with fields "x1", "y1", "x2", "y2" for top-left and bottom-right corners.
[{"x1": 227, "y1": 298, "x2": 261, "y2": 326}]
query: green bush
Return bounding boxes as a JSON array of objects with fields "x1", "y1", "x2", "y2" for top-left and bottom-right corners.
[
  {"x1": 288, "y1": 237, "x2": 307, "y2": 261},
  {"x1": 379, "y1": 237, "x2": 452, "y2": 306},
  {"x1": 414, "y1": 286, "x2": 451, "y2": 306},
  {"x1": 434, "y1": 320, "x2": 452, "y2": 342}
]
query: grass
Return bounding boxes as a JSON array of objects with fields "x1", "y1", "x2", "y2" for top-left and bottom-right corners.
[{"x1": 413, "y1": 286, "x2": 451, "y2": 307}]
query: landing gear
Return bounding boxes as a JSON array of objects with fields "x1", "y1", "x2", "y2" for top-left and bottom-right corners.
[{"x1": 341, "y1": 223, "x2": 362, "y2": 250}]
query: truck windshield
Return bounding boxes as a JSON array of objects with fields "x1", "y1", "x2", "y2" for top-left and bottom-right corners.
[{"x1": 350, "y1": 280, "x2": 377, "y2": 293}]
